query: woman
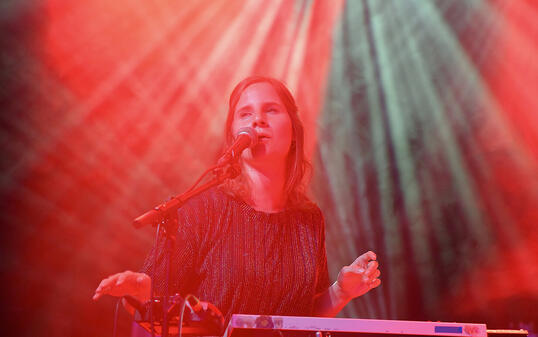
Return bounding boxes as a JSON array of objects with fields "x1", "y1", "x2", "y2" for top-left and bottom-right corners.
[{"x1": 93, "y1": 76, "x2": 381, "y2": 320}]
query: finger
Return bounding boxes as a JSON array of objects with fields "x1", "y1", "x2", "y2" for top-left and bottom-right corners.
[
  {"x1": 369, "y1": 278, "x2": 381, "y2": 288},
  {"x1": 94, "y1": 272, "x2": 127, "y2": 299},
  {"x1": 350, "y1": 254, "x2": 366, "y2": 267},
  {"x1": 364, "y1": 261, "x2": 379, "y2": 276},
  {"x1": 94, "y1": 276, "x2": 115, "y2": 294},
  {"x1": 136, "y1": 274, "x2": 150, "y2": 288},
  {"x1": 351, "y1": 251, "x2": 377, "y2": 267},
  {"x1": 344, "y1": 265, "x2": 365, "y2": 276},
  {"x1": 364, "y1": 251, "x2": 376, "y2": 261},
  {"x1": 115, "y1": 273, "x2": 128, "y2": 287},
  {"x1": 363, "y1": 270, "x2": 380, "y2": 285},
  {"x1": 93, "y1": 278, "x2": 115, "y2": 301},
  {"x1": 341, "y1": 265, "x2": 356, "y2": 275}
]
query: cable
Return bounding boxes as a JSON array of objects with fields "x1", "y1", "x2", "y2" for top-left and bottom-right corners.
[
  {"x1": 146, "y1": 164, "x2": 223, "y2": 336},
  {"x1": 112, "y1": 298, "x2": 122, "y2": 337},
  {"x1": 183, "y1": 165, "x2": 220, "y2": 194},
  {"x1": 178, "y1": 294, "x2": 193, "y2": 337}
]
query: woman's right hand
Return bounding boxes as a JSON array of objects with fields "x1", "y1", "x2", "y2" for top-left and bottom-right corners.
[{"x1": 93, "y1": 271, "x2": 151, "y2": 303}]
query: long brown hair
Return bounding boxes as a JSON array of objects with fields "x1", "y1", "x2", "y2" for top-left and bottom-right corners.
[{"x1": 221, "y1": 76, "x2": 311, "y2": 206}]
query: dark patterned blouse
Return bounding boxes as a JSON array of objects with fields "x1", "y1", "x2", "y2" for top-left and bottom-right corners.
[{"x1": 141, "y1": 187, "x2": 329, "y2": 322}]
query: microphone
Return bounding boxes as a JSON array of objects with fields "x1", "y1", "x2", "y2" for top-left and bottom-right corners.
[{"x1": 217, "y1": 127, "x2": 257, "y2": 166}]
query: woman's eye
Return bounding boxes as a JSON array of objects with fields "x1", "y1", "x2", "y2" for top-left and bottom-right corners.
[{"x1": 238, "y1": 111, "x2": 252, "y2": 118}]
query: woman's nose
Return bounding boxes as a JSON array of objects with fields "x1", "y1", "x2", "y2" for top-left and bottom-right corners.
[{"x1": 252, "y1": 112, "x2": 268, "y2": 127}]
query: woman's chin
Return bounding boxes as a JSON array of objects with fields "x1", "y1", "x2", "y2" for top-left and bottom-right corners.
[
  {"x1": 242, "y1": 149, "x2": 287, "y2": 167},
  {"x1": 250, "y1": 143, "x2": 267, "y2": 158}
]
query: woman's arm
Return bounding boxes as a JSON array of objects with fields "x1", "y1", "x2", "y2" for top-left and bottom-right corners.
[
  {"x1": 93, "y1": 270, "x2": 151, "y2": 314},
  {"x1": 313, "y1": 251, "x2": 381, "y2": 317}
]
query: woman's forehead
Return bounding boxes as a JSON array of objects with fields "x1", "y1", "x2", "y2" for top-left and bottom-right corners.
[{"x1": 235, "y1": 82, "x2": 283, "y2": 108}]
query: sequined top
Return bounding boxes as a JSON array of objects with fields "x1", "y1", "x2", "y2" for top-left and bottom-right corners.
[{"x1": 141, "y1": 187, "x2": 329, "y2": 321}]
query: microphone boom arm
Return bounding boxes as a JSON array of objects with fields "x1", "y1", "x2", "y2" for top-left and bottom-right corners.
[{"x1": 132, "y1": 165, "x2": 240, "y2": 229}]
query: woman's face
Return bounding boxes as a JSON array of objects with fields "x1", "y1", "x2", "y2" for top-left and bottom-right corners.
[{"x1": 231, "y1": 82, "x2": 293, "y2": 166}]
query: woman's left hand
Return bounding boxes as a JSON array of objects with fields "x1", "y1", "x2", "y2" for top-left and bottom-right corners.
[{"x1": 335, "y1": 251, "x2": 381, "y2": 300}]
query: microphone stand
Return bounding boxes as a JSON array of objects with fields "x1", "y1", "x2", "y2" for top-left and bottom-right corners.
[{"x1": 132, "y1": 164, "x2": 240, "y2": 337}]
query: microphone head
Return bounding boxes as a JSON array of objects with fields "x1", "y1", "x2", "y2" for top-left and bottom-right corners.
[
  {"x1": 217, "y1": 127, "x2": 258, "y2": 167},
  {"x1": 236, "y1": 127, "x2": 258, "y2": 148}
]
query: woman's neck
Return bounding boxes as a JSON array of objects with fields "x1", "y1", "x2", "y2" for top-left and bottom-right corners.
[{"x1": 242, "y1": 161, "x2": 287, "y2": 213}]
